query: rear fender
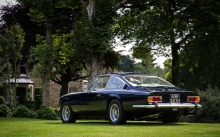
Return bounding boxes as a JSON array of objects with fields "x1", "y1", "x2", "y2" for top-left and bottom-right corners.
[{"x1": 106, "y1": 94, "x2": 121, "y2": 111}]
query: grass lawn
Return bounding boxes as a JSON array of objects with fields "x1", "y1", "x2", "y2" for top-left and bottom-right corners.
[{"x1": 0, "y1": 118, "x2": 220, "y2": 137}]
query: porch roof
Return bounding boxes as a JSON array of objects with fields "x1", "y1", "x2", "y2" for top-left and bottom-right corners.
[{"x1": 4, "y1": 78, "x2": 34, "y2": 84}]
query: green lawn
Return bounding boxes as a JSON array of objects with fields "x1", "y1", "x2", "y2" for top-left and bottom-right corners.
[{"x1": 0, "y1": 118, "x2": 219, "y2": 137}]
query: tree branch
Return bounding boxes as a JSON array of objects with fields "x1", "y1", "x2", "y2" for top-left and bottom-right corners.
[
  {"x1": 116, "y1": 0, "x2": 128, "y2": 10},
  {"x1": 79, "y1": 0, "x2": 87, "y2": 6},
  {"x1": 51, "y1": 77, "x2": 61, "y2": 85},
  {"x1": 71, "y1": 75, "x2": 88, "y2": 81}
]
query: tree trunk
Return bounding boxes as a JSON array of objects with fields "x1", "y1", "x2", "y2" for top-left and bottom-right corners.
[
  {"x1": 87, "y1": 0, "x2": 95, "y2": 23},
  {"x1": 60, "y1": 75, "x2": 70, "y2": 97},
  {"x1": 171, "y1": 43, "x2": 179, "y2": 86},
  {"x1": 168, "y1": 1, "x2": 180, "y2": 86},
  {"x1": 170, "y1": 28, "x2": 179, "y2": 86},
  {"x1": 80, "y1": 0, "x2": 104, "y2": 84},
  {"x1": 86, "y1": 53, "x2": 104, "y2": 84},
  {"x1": 42, "y1": 68, "x2": 50, "y2": 107},
  {"x1": 42, "y1": 17, "x2": 53, "y2": 107}
]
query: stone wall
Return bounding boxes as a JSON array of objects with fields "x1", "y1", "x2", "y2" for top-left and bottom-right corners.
[
  {"x1": 49, "y1": 79, "x2": 84, "y2": 107},
  {"x1": 0, "y1": 77, "x2": 86, "y2": 107},
  {"x1": 49, "y1": 80, "x2": 61, "y2": 107}
]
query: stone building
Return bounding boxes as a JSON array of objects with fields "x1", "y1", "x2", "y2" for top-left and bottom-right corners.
[{"x1": 0, "y1": 65, "x2": 87, "y2": 107}]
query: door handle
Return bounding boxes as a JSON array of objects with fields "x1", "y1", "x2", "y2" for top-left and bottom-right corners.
[{"x1": 97, "y1": 94, "x2": 101, "y2": 97}]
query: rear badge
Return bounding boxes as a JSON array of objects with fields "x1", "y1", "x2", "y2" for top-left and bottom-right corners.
[{"x1": 170, "y1": 94, "x2": 180, "y2": 103}]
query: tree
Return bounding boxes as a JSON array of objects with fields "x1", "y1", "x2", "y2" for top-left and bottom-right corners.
[
  {"x1": 1, "y1": 3, "x2": 86, "y2": 97},
  {"x1": 115, "y1": 0, "x2": 198, "y2": 86},
  {"x1": 32, "y1": 33, "x2": 86, "y2": 97},
  {"x1": 76, "y1": 0, "x2": 129, "y2": 83},
  {"x1": 16, "y1": 0, "x2": 85, "y2": 106},
  {"x1": 17, "y1": 0, "x2": 61, "y2": 107},
  {"x1": 182, "y1": 0, "x2": 220, "y2": 89},
  {"x1": 0, "y1": 23, "x2": 25, "y2": 109}
]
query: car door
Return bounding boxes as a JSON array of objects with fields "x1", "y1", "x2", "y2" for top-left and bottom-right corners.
[{"x1": 78, "y1": 76, "x2": 110, "y2": 116}]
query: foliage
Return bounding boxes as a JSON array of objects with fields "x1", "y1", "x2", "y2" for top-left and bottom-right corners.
[
  {"x1": 0, "y1": 23, "x2": 25, "y2": 75},
  {"x1": 193, "y1": 87, "x2": 220, "y2": 123},
  {"x1": 164, "y1": 59, "x2": 172, "y2": 83},
  {"x1": 71, "y1": 0, "x2": 121, "y2": 82},
  {"x1": 131, "y1": 45, "x2": 166, "y2": 78},
  {"x1": 30, "y1": 35, "x2": 50, "y2": 78},
  {"x1": 180, "y1": 87, "x2": 220, "y2": 123},
  {"x1": 0, "y1": 104, "x2": 10, "y2": 117},
  {"x1": 118, "y1": 55, "x2": 134, "y2": 72},
  {"x1": 103, "y1": 50, "x2": 120, "y2": 72},
  {"x1": 32, "y1": 33, "x2": 86, "y2": 96},
  {"x1": 115, "y1": 0, "x2": 220, "y2": 88},
  {"x1": 116, "y1": 0, "x2": 193, "y2": 86},
  {"x1": 17, "y1": 94, "x2": 26, "y2": 106},
  {"x1": 72, "y1": 1, "x2": 116, "y2": 54},
  {"x1": 0, "y1": 96, "x2": 6, "y2": 105},
  {"x1": 0, "y1": 23, "x2": 25, "y2": 109},
  {"x1": 12, "y1": 105, "x2": 36, "y2": 118},
  {"x1": 35, "y1": 106, "x2": 58, "y2": 120},
  {"x1": 48, "y1": 106, "x2": 60, "y2": 117},
  {"x1": 25, "y1": 101, "x2": 35, "y2": 110},
  {"x1": 183, "y1": 0, "x2": 220, "y2": 89}
]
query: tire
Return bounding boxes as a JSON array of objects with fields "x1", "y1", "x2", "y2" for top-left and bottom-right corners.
[
  {"x1": 61, "y1": 102, "x2": 76, "y2": 123},
  {"x1": 108, "y1": 99, "x2": 127, "y2": 125}
]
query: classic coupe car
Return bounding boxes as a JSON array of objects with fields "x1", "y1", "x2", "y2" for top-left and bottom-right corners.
[{"x1": 59, "y1": 72, "x2": 202, "y2": 124}]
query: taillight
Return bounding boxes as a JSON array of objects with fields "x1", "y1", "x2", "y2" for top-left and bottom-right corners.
[
  {"x1": 187, "y1": 96, "x2": 200, "y2": 103},
  {"x1": 147, "y1": 96, "x2": 162, "y2": 103}
]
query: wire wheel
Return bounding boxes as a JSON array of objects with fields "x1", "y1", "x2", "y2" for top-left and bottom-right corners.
[
  {"x1": 62, "y1": 105, "x2": 71, "y2": 121},
  {"x1": 108, "y1": 99, "x2": 127, "y2": 125},
  {"x1": 61, "y1": 102, "x2": 76, "y2": 123},
  {"x1": 109, "y1": 104, "x2": 119, "y2": 122}
]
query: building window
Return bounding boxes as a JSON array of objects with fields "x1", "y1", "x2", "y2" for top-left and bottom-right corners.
[{"x1": 20, "y1": 65, "x2": 29, "y2": 77}]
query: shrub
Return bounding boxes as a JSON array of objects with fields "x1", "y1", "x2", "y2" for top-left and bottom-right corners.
[
  {"x1": 182, "y1": 87, "x2": 220, "y2": 123},
  {"x1": 0, "y1": 104, "x2": 9, "y2": 117},
  {"x1": 26, "y1": 101, "x2": 35, "y2": 110},
  {"x1": 195, "y1": 87, "x2": 220, "y2": 123},
  {"x1": 35, "y1": 106, "x2": 58, "y2": 120},
  {"x1": 0, "y1": 96, "x2": 6, "y2": 105},
  {"x1": 12, "y1": 105, "x2": 36, "y2": 118},
  {"x1": 49, "y1": 106, "x2": 60, "y2": 119}
]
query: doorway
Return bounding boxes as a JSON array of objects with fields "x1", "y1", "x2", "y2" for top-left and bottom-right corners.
[{"x1": 16, "y1": 87, "x2": 26, "y2": 105}]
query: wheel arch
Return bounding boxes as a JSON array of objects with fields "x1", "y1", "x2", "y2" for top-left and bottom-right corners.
[
  {"x1": 60, "y1": 98, "x2": 70, "y2": 106},
  {"x1": 106, "y1": 94, "x2": 122, "y2": 111}
]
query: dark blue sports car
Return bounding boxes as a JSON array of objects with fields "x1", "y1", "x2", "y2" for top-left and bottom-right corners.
[{"x1": 59, "y1": 72, "x2": 202, "y2": 124}]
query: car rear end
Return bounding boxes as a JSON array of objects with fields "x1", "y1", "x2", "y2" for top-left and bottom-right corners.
[{"x1": 132, "y1": 91, "x2": 202, "y2": 121}]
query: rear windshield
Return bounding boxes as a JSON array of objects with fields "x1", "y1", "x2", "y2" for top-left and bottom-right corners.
[{"x1": 123, "y1": 75, "x2": 174, "y2": 87}]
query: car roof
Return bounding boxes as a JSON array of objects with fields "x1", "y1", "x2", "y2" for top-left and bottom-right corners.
[{"x1": 100, "y1": 72, "x2": 157, "y2": 77}]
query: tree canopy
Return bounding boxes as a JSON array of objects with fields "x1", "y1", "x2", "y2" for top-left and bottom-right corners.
[{"x1": 115, "y1": 0, "x2": 220, "y2": 89}]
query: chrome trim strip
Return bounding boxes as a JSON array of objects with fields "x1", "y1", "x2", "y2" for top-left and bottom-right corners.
[{"x1": 132, "y1": 103, "x2": 202, "y2": 108}]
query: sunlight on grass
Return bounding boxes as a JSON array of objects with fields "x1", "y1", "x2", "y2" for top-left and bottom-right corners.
[{"x1": 0, "y1": 118, "x2": 220, "y2": 137}]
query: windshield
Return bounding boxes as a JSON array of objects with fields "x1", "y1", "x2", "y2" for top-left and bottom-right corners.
[{"x1": 123, "y1": 75, "x2": 174, "y2": 87}]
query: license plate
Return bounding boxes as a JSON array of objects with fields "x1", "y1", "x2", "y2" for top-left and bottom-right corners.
[{"x1": 170, "y1": 94, "x2": 180, "y2": 103}]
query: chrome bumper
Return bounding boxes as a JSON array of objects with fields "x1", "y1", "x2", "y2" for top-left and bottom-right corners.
[{"x1": 132, "y1": 103, "x2": 202, "y2": 109}]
